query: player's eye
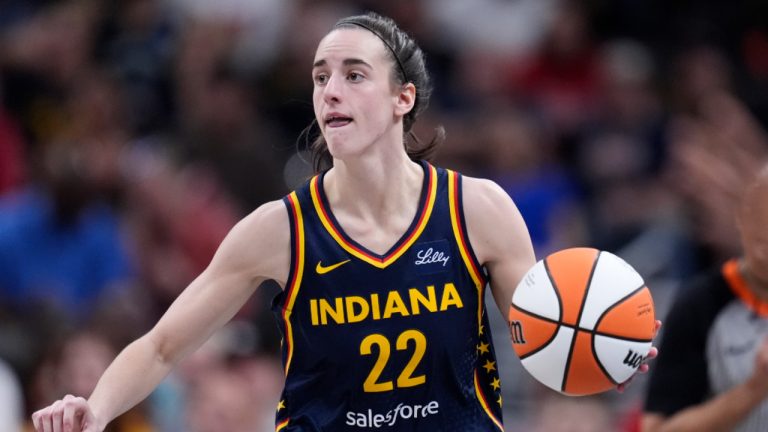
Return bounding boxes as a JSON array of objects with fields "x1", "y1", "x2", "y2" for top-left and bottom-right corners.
[
  {"x1": 313, "y1": 73, "x2": 328, "y2": 85},
  {"x1": 348, "y1": 72, "x2": 364, "y2": 82}
]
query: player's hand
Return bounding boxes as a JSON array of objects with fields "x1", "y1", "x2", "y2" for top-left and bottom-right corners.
[
  {"x1": 617, "y1": 319, "x2": 662, "y2": 393},
  {"x1": 32, "y1": 394, "x2": 102, "y2": 432}
]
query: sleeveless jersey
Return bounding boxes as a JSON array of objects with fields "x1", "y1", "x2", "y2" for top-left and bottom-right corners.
[{"x1": 271, "y1": 161, "x2": 504, "y2": 431}]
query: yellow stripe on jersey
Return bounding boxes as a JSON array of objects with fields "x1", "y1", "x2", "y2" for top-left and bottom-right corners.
[
  {"x1": 448, "y1": 170, "x2": 487, "y2": 331},
  {"x1": 283, "y1": 192, "x2": 305, "y2": 377},
  {"x1": 275, "y1": 418, "x2": 290, "y2": 431},
  {"x1": 310, "y1": 164, "x2": 438, "y2": 268},
  {"x1": 474, "y1": 369, "x2": 504, "y2": 431}
]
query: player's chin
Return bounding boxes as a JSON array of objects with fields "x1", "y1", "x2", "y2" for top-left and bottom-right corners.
[{"x1": 325, "y1": 138, "x2": 366, "y2": 161}]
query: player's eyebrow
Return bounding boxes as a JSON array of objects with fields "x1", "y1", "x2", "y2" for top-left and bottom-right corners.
[{"x1": 312, "y1": 58, "x2": 373, "y2": 70}]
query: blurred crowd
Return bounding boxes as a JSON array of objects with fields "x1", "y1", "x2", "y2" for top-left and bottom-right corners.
[{"x1": 0, "y1": 0, "x2": 767, "y2": 431}]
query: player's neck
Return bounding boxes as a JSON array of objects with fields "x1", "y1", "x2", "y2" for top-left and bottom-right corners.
[{"x1": 325, "y1": 152, "x2": 423, "y2": 220}]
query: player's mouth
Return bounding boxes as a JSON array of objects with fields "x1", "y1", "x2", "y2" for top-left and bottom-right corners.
[{"x1": 325, "y1": 112, "x2": 353, "y2": 128}]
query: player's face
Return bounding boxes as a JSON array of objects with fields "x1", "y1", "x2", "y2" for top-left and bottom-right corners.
[
  {"x1": 312, "y1": 28, "x2": 403, "y2": 159},
  {"x1": 740, "y1": 195, "x2": 768, "y2": 286}
]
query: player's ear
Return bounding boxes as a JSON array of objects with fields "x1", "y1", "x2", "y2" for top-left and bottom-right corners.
[{"x1": 394, "y1": 82, "x2": 416, "y2": 117}]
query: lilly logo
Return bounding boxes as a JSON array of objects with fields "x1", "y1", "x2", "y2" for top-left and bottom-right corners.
[
  {"x1": 412, "y1": 240, "x2": 451, "y2": 275},
  {"x1": 415, "y1": 248, "x2": 450, "y2": 267}
]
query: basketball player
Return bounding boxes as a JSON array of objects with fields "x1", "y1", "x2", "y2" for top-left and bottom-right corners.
[
  {"x1": 642, "y1": 166, "x2": 768, "y2": 432},
  {"x1": 32, "y1": 12, "x2": 655, "y2": 431}
]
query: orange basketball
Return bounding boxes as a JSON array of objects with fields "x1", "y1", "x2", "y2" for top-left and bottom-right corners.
[{"x1": 508, "y1": 247, "x2": 656, "y2": 396}]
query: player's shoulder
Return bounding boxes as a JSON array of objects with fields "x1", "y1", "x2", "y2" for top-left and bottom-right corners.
[
  {"x1": 242, "y1": 198, "x2": 287, "y2": 222},
  {"x1": 458, "y1": 175, "x2": 511, "y2": 210},
  {"x1": 212, "y1": 198, "x2": 291, "y2": 282},
  {"x1": 235, "y1": 199, "x2": 290, "y2": 243},
  {"x1": 452, "y1": 173, "x2": 531, "y2": 258},
  {"x1": 456, "y1": 175, "x2": 522, "y2": 231}
]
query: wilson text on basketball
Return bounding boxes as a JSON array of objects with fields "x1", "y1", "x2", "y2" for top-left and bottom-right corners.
[
  {"x1": 623, "y1": 349, "x2": 644, "y2": 368},
  {"x1": 509, "y1": 320, "x2": 526, "y2": 344}
]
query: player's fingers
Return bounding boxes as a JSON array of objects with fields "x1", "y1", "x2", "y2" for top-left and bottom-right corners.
[
  {"x1": 78, "y1": 397, "x2": 96, "y2": 432},
  {"x1": 646, "y1": 346, "x2": 658, "y2": 360},
  {"x1": 39, "y1": 404, "x2": 55, "y2": 432},
  {"x1": 32, "y1": 407, "x2": 47, "y2": 431},
  {"x1": 638, "y1": 363, "x2": 650, "y2": 374},
  {"x1": 62, "y1": 396, "x2": 83, "y2": 432},
  {"x1": 42, "y1": 415, "x2": 53, "y2": 432},
  {"x1": 617, "y1": 377, "x2": 632, "y2": 393},
  {"x1": 51, "y1": 400, "x2": 64, "y2": 432},
  {"x1": 653, "y1": 320, "x2": 662, "y2": 336}
]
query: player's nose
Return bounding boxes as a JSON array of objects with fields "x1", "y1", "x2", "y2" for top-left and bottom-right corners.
[{"x1": 323, "y1": 74, "x2": 343, "y2": 104}]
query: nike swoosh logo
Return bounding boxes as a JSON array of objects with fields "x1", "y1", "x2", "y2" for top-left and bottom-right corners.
[{"x1": 316, "y1": 259, "x2": 351, "y2": 274}]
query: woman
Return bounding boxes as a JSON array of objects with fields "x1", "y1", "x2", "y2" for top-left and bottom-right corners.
[{"x1": 32, "y1": 12, "x2": 651, "y2": 431}]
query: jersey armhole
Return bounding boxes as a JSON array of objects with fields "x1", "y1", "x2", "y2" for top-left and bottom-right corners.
[
  {"x1": 447, "y1": 170, "x2": 487, "y2": 288},
  {"x1": 274, "y1": 192, "x2": 306, "y2": 379},
  {"x1": 280, "y1": 192, "x2": 305, "y2": 302}
]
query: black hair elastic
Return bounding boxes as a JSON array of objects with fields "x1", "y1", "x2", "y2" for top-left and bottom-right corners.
[{"x1": 335, "y1": 21, "x2": 409, "y2": 84}]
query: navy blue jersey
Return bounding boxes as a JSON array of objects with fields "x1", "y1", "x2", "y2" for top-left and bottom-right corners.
[{"x1": 272, "y1": 161, "x2": 504, "y2": 431}]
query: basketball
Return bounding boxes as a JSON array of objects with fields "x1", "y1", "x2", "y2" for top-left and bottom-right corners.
[{"x1": 508, "y1": 247, "x2": 655, "y2": 396}]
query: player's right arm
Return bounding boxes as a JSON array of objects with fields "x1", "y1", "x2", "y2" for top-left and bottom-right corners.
[
  {"x1": 460, "y1": 176, "x2": 536, "y2": 320},
  {"x1": 642, "y1": 336, "x2": 768, "y2": 432},
  {"x1": 31, "y1": 199, "x2": 290, "y2": 432}
]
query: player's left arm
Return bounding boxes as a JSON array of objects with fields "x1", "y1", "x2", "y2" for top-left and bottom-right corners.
[{"x1": 462, "y1": 177, "x2": 536, "y2": 321}]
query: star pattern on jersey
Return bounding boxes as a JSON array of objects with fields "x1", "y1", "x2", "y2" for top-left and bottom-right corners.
[
  {"x1": 491, "y1": 377, "x2": 501, "y2": 390},
  {"x1": 277, "y1": 400, "x2": 286, "y2": 412},
  {"x1": 476, "y1": 311, "x2": 502, "y2": 412},
  {"x1": 482, "y1": 359, "x2": 496, "y2": 373},
  {"x1": 477, "y1": 341, "x2": 490, "y2": 354}
]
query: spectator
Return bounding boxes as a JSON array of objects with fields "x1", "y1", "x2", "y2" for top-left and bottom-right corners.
[{"x1": 0, "y1": 141, "x2": 134, "y2": 320}]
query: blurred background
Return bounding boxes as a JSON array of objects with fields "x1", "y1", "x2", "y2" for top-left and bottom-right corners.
[{"x1": 1, "y1": 0, "x2": 767, "y2": 431}]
